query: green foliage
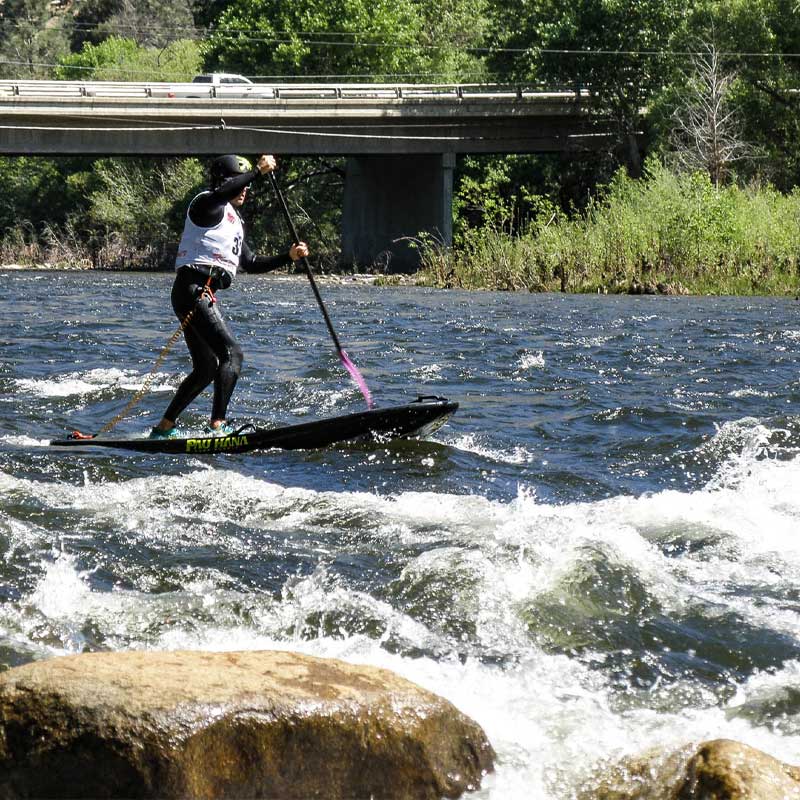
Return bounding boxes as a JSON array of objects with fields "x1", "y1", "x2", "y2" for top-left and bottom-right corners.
[
  {"x1": 202, "y1": 0, "x2": 486, "y2": 81},
  {"x1": 69, "y1": 0, "x2": 195, "y2": 49},
  {"x1": 70, "y1": 0, "x2": 118, "y2": 50},
  {"x1": 485, "y1": 0, "x2": 692, "y2": 175},
  {"x1": 413, "y1": 225, "x2": 551, "y2": 290},
  {"x1": 644, "y1": 1, "x2": 800, "y2": 186},
  {"x1": 419, "y1": 160, "x2": 800, "y2": 294},
  {"x1": 0, "y1": 156, "x2": 103, "y2": 266},
  {"x1": 0, "y1": 0, "x2": 70, "y2": 78},
  {"x1": 488, "y1": 0, "x2": 689, "y2": 101},
  {"x1": 690, "y1": 0, "x2": 800, "y2": 188},
  {"x1": 242, "y1": 157, "x2": 346, "y2": 270},
  {"x1": 453, "y1": 155, "x2": 561, "y2": 238},
  {"x1": 415, "y1": 0, "x2": 490, "y2": 82},
  {"x1": 56, "y1": 37, "x2": 203, "y2": 81},
  {"x1": 0, "y1": 157, "x2": 91, "y2": 234},
  {"x1": 86, "y1": 158, "x2": 204, "y2": 267}
]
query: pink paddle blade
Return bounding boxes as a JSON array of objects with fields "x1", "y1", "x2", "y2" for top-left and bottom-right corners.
[{"x1": 340, "y1": 349, "x2": 373, "y2": 408}]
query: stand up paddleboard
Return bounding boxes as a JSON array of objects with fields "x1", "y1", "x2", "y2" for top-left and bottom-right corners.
[{"x1": 50, "y1": 396, "x2": 457, "y2": 455}]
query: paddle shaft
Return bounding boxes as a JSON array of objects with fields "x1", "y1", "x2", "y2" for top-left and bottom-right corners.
[{"x1": 268, "y1": 172, "x2": 343, "y2": 353}]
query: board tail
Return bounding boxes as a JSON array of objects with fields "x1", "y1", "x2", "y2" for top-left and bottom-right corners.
[{"x1": 69, "y1": 430, "x2": 97, "y2": 440}]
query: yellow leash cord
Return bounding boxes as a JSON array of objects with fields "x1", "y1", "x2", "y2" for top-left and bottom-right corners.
[{"x1": 76, "y1": 274, "x2": 215, "y2": 438}]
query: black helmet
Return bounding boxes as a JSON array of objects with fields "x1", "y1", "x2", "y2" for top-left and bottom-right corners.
[{"x1": 210, "y1": 154, "x2": 252, "y2": 187}]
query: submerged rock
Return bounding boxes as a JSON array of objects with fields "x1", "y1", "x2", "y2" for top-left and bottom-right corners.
[
  {"x1": 0, "y1": 649, "x2": 494, "y2": 799},
  {"x1": 579, "y1": 738, "x2": 800, "y2": 800}
]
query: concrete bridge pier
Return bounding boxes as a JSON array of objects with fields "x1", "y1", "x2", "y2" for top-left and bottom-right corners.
[{"x1": 341, "y1": 153, "x2": 455, "y2": 272}]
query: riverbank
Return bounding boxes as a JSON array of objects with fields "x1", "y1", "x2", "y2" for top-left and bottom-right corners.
[
  {"x1": 383, "y1": 271, "x2": 798, "y2": 297},
  {"x1": 0, "y1": 262, "x2": 381, "y2": 284},
  {"x1": 4, "y1": 259, "x2": 799, "y2": 297},
  {"x1": 5, "y1": 261, "x2": 797, "y2": 296},
  {"x1": 377, "y1": 271, "x2": 698, "y2": 295},
  {"x1": 6, "y1": 161, "x2": 800, "y2": 297},
  {"x1": 405, "y1": 162, "x2": 800, "y2": 296}
]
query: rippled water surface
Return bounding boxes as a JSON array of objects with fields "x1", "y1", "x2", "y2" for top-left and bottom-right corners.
[{"x1": 3, "y1": 269, "x2": 800, "y2": 796}]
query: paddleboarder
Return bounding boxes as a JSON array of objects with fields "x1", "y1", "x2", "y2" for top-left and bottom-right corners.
[{"x1": 150, "y1": 154, "x2": 309, "y2": 439}]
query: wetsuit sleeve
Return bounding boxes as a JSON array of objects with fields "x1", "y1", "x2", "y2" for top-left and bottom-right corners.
[
  {"x1": 240, "y1": 240, "x2": 293, "y2": 273},
  {"x1": 188, "y1": 168, "x2": 261, "y2": 227}
]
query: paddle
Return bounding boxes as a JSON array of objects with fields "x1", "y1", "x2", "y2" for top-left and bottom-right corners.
[{"x1": 268, "y1": 171, "x2": 373, "y2": 409}]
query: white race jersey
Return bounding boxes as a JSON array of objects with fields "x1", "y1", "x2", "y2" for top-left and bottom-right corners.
[{"x1": 174, "y1": 193, "x2": 244, "y2": 279}]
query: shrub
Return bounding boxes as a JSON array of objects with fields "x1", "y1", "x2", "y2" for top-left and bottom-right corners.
[{"x1": 419, "y1": 160, "x2": 800, "y2": 295}]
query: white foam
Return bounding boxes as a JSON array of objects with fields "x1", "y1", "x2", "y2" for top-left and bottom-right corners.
[
  {"x1": 1, "y1": 434, "x2": 49, "y2": 447},
  {"x1": 514, "y1": 350, "x2": 546, "y2": 373},
  {"x1": 29, "y1": 552, "x2": 95, "y2": 622},
  {"x1": 410, "y1": 363, "x2": 443, "y2": 381},
  {"x1": 728, "y1": 387, "x2": 774, "y2": 398},
  {"x1": 15, "y1": 368, "x2": 175, "y2": 398},
  {"x1": 445, "y1": 433, "x2": 535, "y2": 465},
  {"x1": 5, "y1": 433, "x2": 800, "y2": 798}
]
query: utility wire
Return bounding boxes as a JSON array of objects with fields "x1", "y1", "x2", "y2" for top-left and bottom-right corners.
[
  {"x1": 0, "y1": 119, "x2": 611, "y2": 145},
  {"x1": 0, "y1": 121, "x2": 476, "y2": 142},
  {"x1": 0, "y1": 67, "x2": 493, "y2": 82},
  {"x1": 0, "y1": 57, "x2": 499, "y2": 82},
  {"x1": 6, "y1": 19, "x2": 800, "y2": 58}
]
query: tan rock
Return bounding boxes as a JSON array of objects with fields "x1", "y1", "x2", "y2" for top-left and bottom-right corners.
[
  {"x1": 576, "y1": 743, "x2": 695, "y2": 800},
  {"x1": 578, "y1": 739, "x2": 800, "y2": 800},
  {"x1": 0, "y1": 649, "x2": 494, "y2": 799},
  {"x1": 679, "y1": 739, "x2": 800, "y2": 799}
]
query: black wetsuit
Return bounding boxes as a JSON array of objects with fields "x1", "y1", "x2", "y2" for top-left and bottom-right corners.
[{"x1": 162, "y1": 169, "x2": 292, "y2": 425}]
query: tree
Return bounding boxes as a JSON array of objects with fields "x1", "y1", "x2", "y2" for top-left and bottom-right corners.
[
  {"x1": 103, "y1": 0, "x2": 196, "y2": 48},
  {"x1": 669, "y1": 43, "x2": 753, "y2": 186},
  {"x1": 683, "y1": 0, "x2": 800, "y2": 188},
  {"x1": 202, "y1": 0, "x2": 486, "y2": 82},
  {"x1": 87, "y1": 158, "x2": 204, "y2": 267},
  {"x1": 70, "y1": 0, "x2": 196, "y2": 51},
  {"x1": 486, "y1": 0, "x2": 692, "y2": 176},
  {"x1": 190, "y1": 0, "x2": 234, "y2": 30},
  {"x1": 70, "y1": 0, "x2": 123, "y2": 51},
  {"x1": 56, "y1": 36, "x2": 202, "y2": 81},
  {"x1": 415, "y1": 0, "x2": 490, "y2": 82},
  {"x1": 0, "y1": 157, "x2": 93, "y2": 235},
  {"x1": 0, "y1": 0, "x2": 70, "y2": 78}
]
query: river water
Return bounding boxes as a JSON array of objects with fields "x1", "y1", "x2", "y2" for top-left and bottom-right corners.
[{"x1": 2, "y1": 269, "x2": 800, "y2": 796}]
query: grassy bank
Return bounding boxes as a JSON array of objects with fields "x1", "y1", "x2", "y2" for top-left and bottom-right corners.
[
  {"x1": 412, "y1": 163, "x2": 800, "y2": 295},
  {"x1": 7, "y1": 161, "x2": 800, "y2": 294}
]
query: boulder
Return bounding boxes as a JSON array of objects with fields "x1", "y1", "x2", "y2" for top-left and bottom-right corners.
[
  {"x1": 578, "y1": 739, "x2": 800, "y2": 800},
  {"x1": 0, "y1": 649, "x2": 494, "y2": 800},
  {"x1": 679, "y1": 740, "x2": 800, "y2": 800}
]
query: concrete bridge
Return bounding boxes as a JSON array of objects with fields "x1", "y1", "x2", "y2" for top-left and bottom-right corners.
[{"x1": 0, "y1": 80, "x2": 613, "y2": 269}]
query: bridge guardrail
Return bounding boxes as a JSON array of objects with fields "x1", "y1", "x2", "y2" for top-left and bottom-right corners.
[{"x1": 0, "y1": 80, "x2": 584, "y2": 102}]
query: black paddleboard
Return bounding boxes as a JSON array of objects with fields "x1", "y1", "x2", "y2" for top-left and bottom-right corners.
[{"x1": 49, "y1": 396, "x2": 458, "y2": 455}]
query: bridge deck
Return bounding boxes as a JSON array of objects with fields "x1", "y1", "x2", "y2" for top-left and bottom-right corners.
[
  {"x1": 0, "y1": 81, "x2": 608, "y2": 156},
  {"x1": 0, "y1": 80, "x2": 576, "y2": 101}
]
